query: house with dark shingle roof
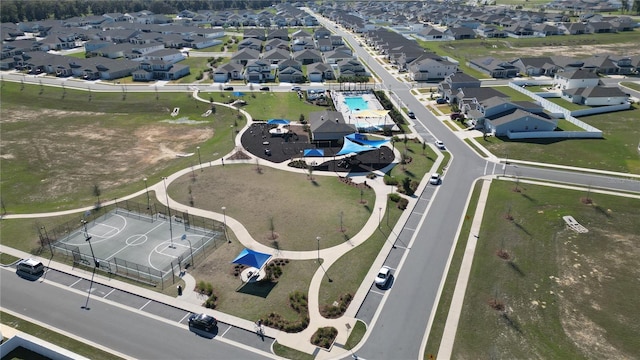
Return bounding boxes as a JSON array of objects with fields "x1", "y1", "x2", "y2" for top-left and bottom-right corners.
[
  {"x1": 213, "y1": 62, "x2": 244, "y2": 83},
  {"x1": 468, "y1": 57, "x2": 519, "y2": 78},
  {"x1": 309, "y1": 110, "x2": 357, "y2": 141},
  {"x1": 562, "y1": 86, "x2": 628, "y2": 106},
  {"x1": 553, "y1": 69, "x2": 600, "y2": 90}
]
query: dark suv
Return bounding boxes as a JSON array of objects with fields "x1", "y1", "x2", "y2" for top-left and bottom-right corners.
[{"x1": 188, "y1": 313, "x2": 217, "y2": 332}]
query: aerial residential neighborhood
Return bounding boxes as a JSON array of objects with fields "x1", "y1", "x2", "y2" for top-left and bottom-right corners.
[{"x1": 1, "y1": 1, "x2": 639, "y2": 360}]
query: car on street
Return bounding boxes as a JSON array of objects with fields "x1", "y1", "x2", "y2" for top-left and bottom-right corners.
[
  {"x1": 436, "y1": 98, "x2": 447, "y2": 104},
  {"x1": 435, "y1": 140, "x2": 445, "y2": 150},
  {"x1": 429, "y1": 173, "x2": 441, "y2": 185},
  {"x1": 223, "y1": 86, "x2": 234, "y2": 91},
  {"x1": 375, "y1": 266, "x2": 392, "y2": 287},
  {"x1": 407, "y1": 111, "x2": 416, "y2": 119},
  {"x1": 260, "y1": 86, "x2": 270, "y2": 91},
  {"x1": 188, "y1": 313, "x2": 217, "y2": 332},
  {"x1": 291, "y1": 86, "x2": 301, "y2": 91}
]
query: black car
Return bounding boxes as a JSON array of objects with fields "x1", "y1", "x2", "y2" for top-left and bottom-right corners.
[
  {"x1": 436, "y1": 98, "x2": 447, "y2": 104},
  {"x1": 407, "y1": 111, "x2": 416, "y2": 119},
  {"x1": 260, "y1": 86, "x2": 270, "y2": 91},
  {"x1": 223, "y1": 86, "x2": 234, "y2": 91},
  {"x1": 188, "y1": 313, "x2": 217, "y2": 332}
]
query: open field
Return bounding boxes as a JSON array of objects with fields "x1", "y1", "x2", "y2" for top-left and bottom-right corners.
[
  {"x1": 451, "y1": 181, "x2": 640, "y2": 359},
  {"x1": 478, "y1": 105, "x2": 640, "y2": 174}
]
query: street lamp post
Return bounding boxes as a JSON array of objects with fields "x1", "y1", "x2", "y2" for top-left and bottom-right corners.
[
  {"x1": 143, "y1": 177, "x2": 150, "y2": 210},
  {"x1": 378, "y1": 207, "x2": 382, "y2": 229},
  {"x1": 221, "y1": 206, "x2": 229, "y2": 243},
  {"x1": 162, "y1": 177, "x2": 175, "y2": 249},
  {"x1": 316, "y1": 236, "x2": 321, "y2": 263},
  {"x1": 196, "y1": 146, "x2": 202, "y2": 171}
]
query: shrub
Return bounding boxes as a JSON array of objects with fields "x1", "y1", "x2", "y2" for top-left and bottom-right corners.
[
  {"x1": 384, "y1": 175, "x2": 399, "y2": 186},
  {"x1": 311, "y1": 327, "x2": 338, "y2": 349},
  {"x1": 388, "y1": 193, "x2": 401, "y2": 202},
  {"x1": 397, "y1": 198, "x2": 409, "y2": 210}
]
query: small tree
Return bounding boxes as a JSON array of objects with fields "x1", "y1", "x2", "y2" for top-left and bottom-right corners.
[{"x1": 92, "y1": 184, "x2": 101, "y2": 205}]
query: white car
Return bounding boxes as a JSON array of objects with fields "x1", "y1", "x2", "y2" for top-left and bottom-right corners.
[
  {"x1": 429, "y1": 173, "x2": 441, "y2": 185},
  {"x1": 435, "y1": 140, "x2": 445, "y2": 149},
  {"x1": 375, "y1": 266, "x2": 392, "y2": 287}
]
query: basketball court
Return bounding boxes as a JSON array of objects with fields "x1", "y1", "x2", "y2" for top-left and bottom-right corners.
[{"x1": 55, "y1": 209, "x2": 221, "y2": 281}]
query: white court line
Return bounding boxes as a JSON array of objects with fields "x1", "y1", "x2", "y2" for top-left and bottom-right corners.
[
  {"x1": 139, "y1": 300, "x2": 152, "y2": 310},
  {"x1": 104, "y1": 221, "x2": 166, "y2": 261},
  {"x1": 403, "y1": 227, "x2": 416, "y2": 232}
]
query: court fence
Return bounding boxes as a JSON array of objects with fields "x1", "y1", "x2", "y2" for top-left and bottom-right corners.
[{"x1": 49, "y1": 202, "x2": 226, "y2": 290}]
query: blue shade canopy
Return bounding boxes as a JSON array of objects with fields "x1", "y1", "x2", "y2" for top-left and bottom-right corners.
[
  {"x1": 337, "y1": 137, "x2": 377, "y2": 155},
  {"x1": 267, "y1": 119, "x2": 290, "y2": 125},
  {"x1": 304, "y1": 148, "x2": 324, "y2": 157},
  {"x1": 345, "y1": 133, "x2": 390, "y2": 148},
  {"x1": 232, "y1": 248, "x2": 272, "y2": 269}
]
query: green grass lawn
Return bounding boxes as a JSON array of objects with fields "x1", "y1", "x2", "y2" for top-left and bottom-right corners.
[
  {"x1": 495, "y1": 86, "x2": 537, "y2": 101},
  {"x1": 620, "y1": 82, "x2": 640, "y2": 92},
  {"x1": 451, "y1": 181, "x2": 640, "y2": 359},
  {"x1": 477, "y1": 105, "x2": 640, "y2": 174},
  {"x1": 227, "y1": 91, "x2": 325, "y2": 121},
  {"x1": 173, "y1": 57, "x2": 210, "y2": 83},
  {"x1": 546, "y1": 97, "x2": 591, "y2": 111}
]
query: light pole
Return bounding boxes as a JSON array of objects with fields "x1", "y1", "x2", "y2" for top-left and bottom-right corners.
[
  {"x1": 221, "y1": 206, "x2": 229, "y2": 243},
  {"x1": 196, "y1": 146, "x2": 202, "y2": 171},
  {"x1": 162, "y1": 177, "x2": 175, "y2": 249},
  {"x1": 80, "y1": 219, "x2": 98, "y2": 267},
  {"x1": 143, "y1": 177, "x2": 150, "y2": 210},
  {"x1": 181, "y1": 234, "x2": 194, "y2": 269},
  {"x1": 316, "y1": 236, "x2": 321, "y2": 263},
  {"x1": 378, "y1": 207, "x2": 382, "y2": 229}
]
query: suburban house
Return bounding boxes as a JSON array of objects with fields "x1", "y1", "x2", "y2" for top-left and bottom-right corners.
[
  {"x1": 213, "y1": 62, "x2": 244, "y2": 83},
  {"x1": 244, "y1": 59, "x2": 273, "y2": 83},
  {"x1": 307, "y1": 62, "x2": 335, "y2": 82},
  {"x1": 468, "y1": 97, "x2": 558, "y2": 137},
  {"x1": 438, "y1": 72, "x2": 481, "y2": 101},
  {"x1": 309, "y1": 110, "x2": 357, "y2": 141},
  {"x1": 553, "y1": 69, "x2": 601, "y2": 90},
  {"x1": 511, "y1": 57, "x2": 559, "y2": 77},
  {"x1": 561, "y1": 86, "x2": 628, "y2": 106},
  {"x1": 468, "y1": 57, "x2": 520, "y2": 78},
  {"x1": 408, "y1": 55, "x2": 457, "y2": 81}
]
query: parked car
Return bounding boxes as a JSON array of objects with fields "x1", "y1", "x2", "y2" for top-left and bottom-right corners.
[
  {"x1": 435, "y1": 140, "x2": 445, "y2": 150},
  {"x1": 223, "y1": 86, "x2": 234, "y2": 91},
  {"x1": 407, "y1": 111, "x2": 416, "y2": 119},
  {"x1": 429, "y1": 173, "x2": 441, "y2": 185},
  {"x1": 188, "y1": 313, "x2": 217, "y2": 332},
  {"x1": 450, "y1": 112, "x2": 464, "y2": 120},
  {"x1": 436, "y1": 98, "x2": 448, "y2": 104},
  {"x1": 264, "y1": 148, "x2": 271, "y2": 156},
  {"x1": 16, "y1": 258, "x2": 44, "y2": 276},
  {"x1": 260, "y1": 86, "x2": 270, "y2": 91},
  {"x1": 375, "y1": 266, "x2": 392, "y2": 287},
  {"x1": 291, "y1": 86, "x2": 301, "y2": 91}
]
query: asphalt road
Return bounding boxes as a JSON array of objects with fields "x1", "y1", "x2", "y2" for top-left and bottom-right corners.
[{"x1": 0, "y1": 267, "x2": 272, "y2": 360}]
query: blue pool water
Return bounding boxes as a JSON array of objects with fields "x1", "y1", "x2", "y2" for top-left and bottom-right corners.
[{"x1": 344, "y1": 97, "x2": 369, "y2": 112}]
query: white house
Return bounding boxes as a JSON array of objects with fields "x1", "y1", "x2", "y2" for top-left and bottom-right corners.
[{"x1": 553, "y1": 69, "x2": 600, "y2": 90}]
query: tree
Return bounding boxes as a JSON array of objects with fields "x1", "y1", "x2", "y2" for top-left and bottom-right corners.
[
  {"x1": 92, "y1": 184, "x2": 101, "y2": 205},
  {"x1": 633, "y1": 0, "x2": 640, "y2": 14},
  {"x1": 621, "y1": 0, "x2": 629, "y2": 12}
]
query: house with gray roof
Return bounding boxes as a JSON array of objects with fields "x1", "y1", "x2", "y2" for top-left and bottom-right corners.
[
  {"x1": 213, "y1": 62, "x2": 244, "y2": 83},
  {"x1": 309, "y1": 110, "x2": 357, "y2": 141},
  {"x1": 511, "y1": 57, "x2": 559, "y2": 76},
  {"x1": 561, "y1": 86, "x2": 628, "y2": 106},
  {"x1": 468, "y1": 57, "x2": 519, "y2": 78},
  {"x1": 307, "y1": 62, "x2": 335, "y2": 82},
  {"x1": 553, "y1": 69, "x2": 600, "y2": 90},
  {"x1": 263, "y1": 48, "x2": 290, "y2": 64},
  {"x1": 484, "y1": 108, "x2": 557, "y2": 137},
  {"x1": 293, "y1": 49, "x2": 323, "y2": 65},
  {"x1": 231, "y1": 48, "x2": 260, "y2": 66}
]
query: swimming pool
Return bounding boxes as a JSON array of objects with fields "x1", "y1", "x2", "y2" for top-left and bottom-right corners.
[{"x1": 344, "y1": 96, "x2": 369, "y2": 112}]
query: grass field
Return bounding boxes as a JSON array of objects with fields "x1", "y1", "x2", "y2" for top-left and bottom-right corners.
[
  {"x1": 477, "y1": 104, "x2": 640, "y2": 174},
  {"x1": 451, "y1": 181, "x2": 640, "y2": 359}
]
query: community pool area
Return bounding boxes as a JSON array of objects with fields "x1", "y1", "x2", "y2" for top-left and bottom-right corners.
[{"x1": 344, "y1": 96, "x2": 370, "y2": 112}]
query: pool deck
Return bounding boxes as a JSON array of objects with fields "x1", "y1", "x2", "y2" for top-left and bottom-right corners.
[{"x1": 332, "y1": 91, "x2": 392, "y2": 130}]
